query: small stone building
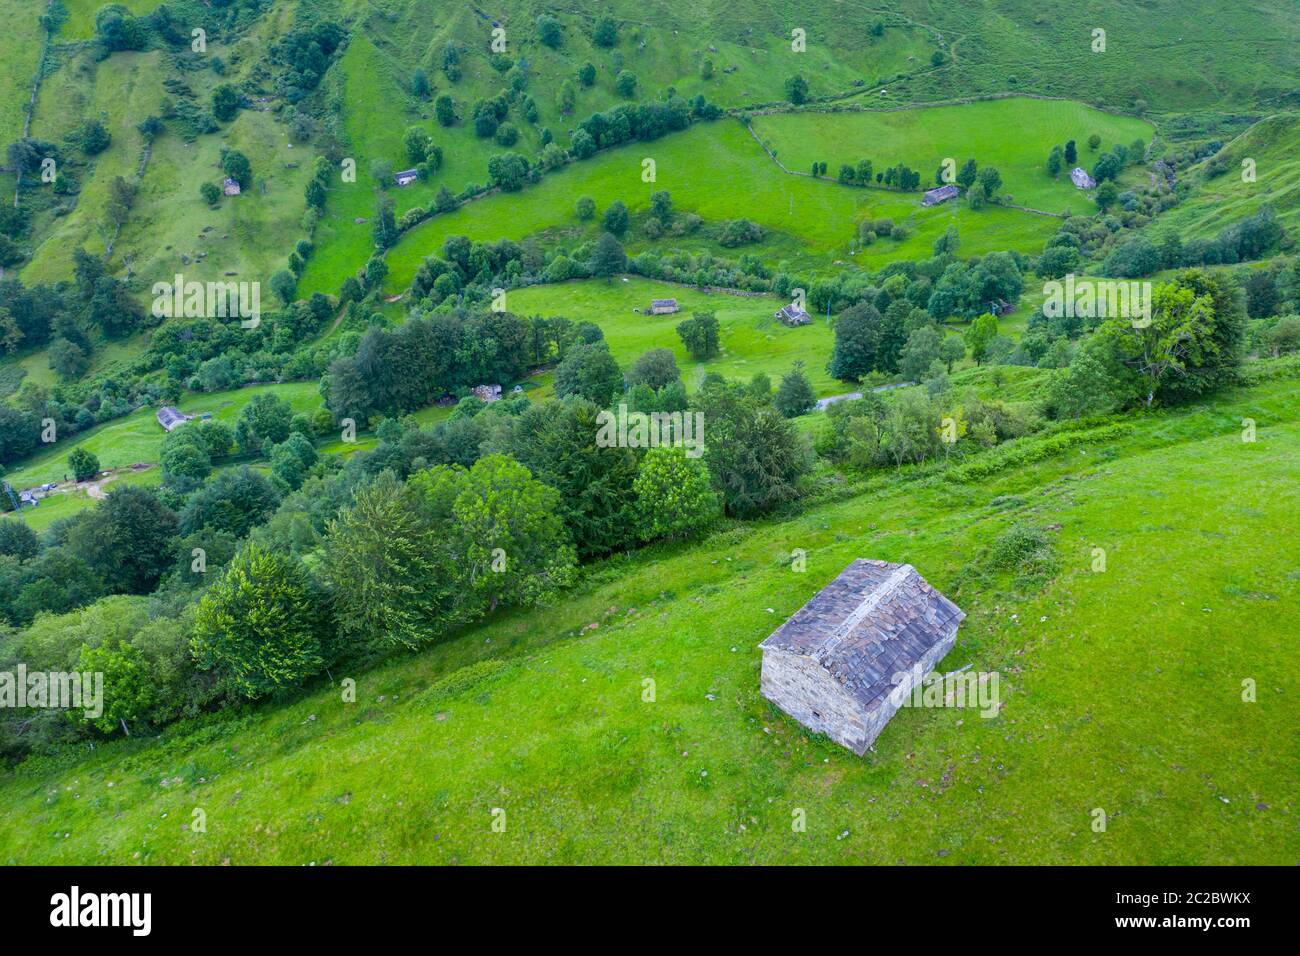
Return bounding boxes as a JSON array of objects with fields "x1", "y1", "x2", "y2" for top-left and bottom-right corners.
[
  {"x1": 921, "y1": 184, "x2": 959, "y2": 207},
  {"x1": 222, "y1": 178, "x2": 241, "y2": 196},
  {"x1": 758, "y1": 559, "x2": 964, "y2": 755},
  {"x1": 649, "y1": 298, "x2": 679, "y2": 314},
  {"x1": 156, "y1": 406, "x2": 192, "y2": 432},
  {"x1": 775, "y1": 304, "x2": 811, "y2": 326},
  {"x1": 395, "y1": 168, "x2": 419, "y2": 187},
  {"x1": 1070, "y1": 167, "x2": 1096, "y2": 190}
]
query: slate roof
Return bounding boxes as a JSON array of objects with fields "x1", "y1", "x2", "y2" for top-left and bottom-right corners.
[
  {"x1": 922, "y1": 184, "x2": 959, "y2": 205},
  {"x1": 759, "y1": 559, "x2": 964, "y2": 711},
  {"x1": 156, "y1": 406, "x2": 191, "y2": 431},
  {"x1": 776, "y1": 304, "x2": 811, "y2": 324},
  {"x1": 1070, "y1": 167, "x2": 1096, "y2": 190}
]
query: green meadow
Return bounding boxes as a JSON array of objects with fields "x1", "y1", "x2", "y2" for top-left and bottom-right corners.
[
  {"x1": 3, "y1": 381, "x2": 323, "y2": 489},
  {"x1": 1, "y1": 370, "x2": 1295, "y2": 864},
  {"x1": 750, "y1": 98, "x2": 1154, "y2": 214},
  {"x1": 509, "y1": 278, "x2": 843, "y2": 396},
  {"x1": 350, "y1": 119, "x2": 1058, "y2": 298}
]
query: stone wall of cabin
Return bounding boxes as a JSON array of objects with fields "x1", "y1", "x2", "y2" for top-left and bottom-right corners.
[
  {"x1": 761, "y1": 626, "x2": 959, "y2": 756},
  {"x1": 761, "y1": 650, "x2": 870, "y2": 754}
]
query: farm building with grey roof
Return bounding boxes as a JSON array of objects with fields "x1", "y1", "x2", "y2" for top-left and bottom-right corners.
[{"x1": 758, "y1": 559, "x2": 964, "y2": 754}]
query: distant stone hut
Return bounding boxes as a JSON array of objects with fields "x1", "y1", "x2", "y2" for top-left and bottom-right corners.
[
  {"x1": 156, "y1": 406, "x2": 193, "y2": 432},
  {"x1": 649, "y1": 298, "x2": 679, "y2": 315},
  {"x1": 775, "y1": 304, "x2": 811, "y2": 326},
  {"x1": 758, "y1": 559, "x2": 964, "y2": 755},
  {"x1": 473, "y1": 383, "x2": 503, "y2": 403},
  {"x1": 921, "y1": 184, "x2": 959, "y2": 207},
  {"x1": 395, "y1": 168, "x2": 419, "y2": 187},
  {"x1": 1070, "y1": 167, "x2": 1096, "y2": 190},
  {"x1": 222, "y1": 178, "x2": 241, "y2": 196}
]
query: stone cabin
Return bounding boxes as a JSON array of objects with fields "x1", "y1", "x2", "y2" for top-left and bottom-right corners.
[
  {"x1": 156, "y1": 406, "x2": 192, "y2": 432},
  {"x1": 775, "y1": 304, "x2": 811, "y2": 326},
  {"x1": 222, "y1": 177, "x2": 241, "y2": 196},
  {"x1": 921, "y1": 184, "x2": 959, "y2": 207},
  {"x1": 649, "y1": 298, "x2": 679, "y2": 314},
  {"x1": 1070, "y1": 167, "x2": 1096, "y2": 190},
  {"x1": 472, "y1": 383, "x2": 503, "y2": 403},
  {"x1": 395, "y1": 168, "x2": 419, "y2": 187},
  {"x1": 758, "y1": 559, "x2": 964, "y2": 754}
]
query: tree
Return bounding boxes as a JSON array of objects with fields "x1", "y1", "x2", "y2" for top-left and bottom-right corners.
[
  {"x1": 697, "y1": 381, "x2": 810, "y2": 516},
  {"x1": 900, "y1": 325, "x2": 943, "y2": 380},
  {"x1": 0, "y1": 519, "x2": 39, "y2": 560},
  {"x1": 956, "y1": 159, "x2": 978, "y2": 190},
  {"x1": 434, "y1": 94, "x2": 455, "y2": 127},
  {"x1": 412, "y1": 67, "x2": 430, "y2": 99},
  {"x1": 1047, "y1": 145, "x2": 1063, "y2": 177},
  {"x1": 235, "y1": 392, "x2": 293, "y2": 454},
  {"x1": 211, "y1": 84, "x2": 240, "y2": 122},
  {"x1": 577, "y1": 62, "x2": 596, "y2": 87},
  {"x1": 594, "y1": 16, "x2": 618, "y2": 47},
  {"x1": 1101, "y1": 280, "x2": 1218, "y2": 406},
  {"x1": 413, "y1": 455, "x2": 576, "y2": 613},
  {"x1": 828, "y1": 301, "x2": 881, "y2": 381},
  {"x1": 486, "y1": 152, "x2": 528, "y2": 192},
  {"x1": 191, "y1": 544, "x2": 324, "y2": 700},
  {"x1": 74, "y1": 120, "x2": 111, "y2": 155},
  {"x1": 76, "y1": 640, "x2": 154, "y2": 735},
  {"x1": 676, "y1": 311, "x2": 720, "y2": 360},
  {"x1": 650, "y1": 189, "x2": 673, "y2": 223},
  {"x1": 775, "y1": 361, "x2": 816, "y2": 417},
  {"x1": 627, "y1": 348, "x2": 680, "y2": 389},
  {"x1": 964, "y1": 313, "x2": 1000, "y2": 365},
  {"x1": 588, "y1": 232, "x2": 627, "y2": 277},
  {"x1": 68, "y1": 446, "x2": 99, "y2": 482},
  {"x1": 1087, "y1": 133, "x2": 1102, "y2": 150},
  {"x1": 785, "y1": 74, "x2": 809, "y2": 104},
  {"x1": 602, "y1": 199, "x2": 629, "y2": 236},
  {"x1": 222, "y1": 149, "x2": 252, "y2": 189},
  {"x1": 615, "y1": 70, "x2": 637, "y2": 98},
  {"x1": 976, "y1": 165, "x2": 1002, "y2": 197},
  {"x1": 538, "y1": 15, "x2": 563, "y2": 49},
  {"x1": 67, "y1": 486, "x2": 178, "y2": 595},
  {"x1": 404, "y1": 125, "x2": 432, "y2": 162},
  {"x1": 939, "y1": 335, "x2": 965, "y2": 372},
  {"x1": 200, "y1": 181, "x2": 221, "y2": 206},
  {"x1": 323, "y1": 473, "x2": 457, "y2": 651},
  {"x1": 633, "y1": 446, "x2": 720, "y2": 541},
  {"x1": 575, "y1": 196, "x2": 596, "y2": 220},
  {"x1": 180, "y1": 466, "x2": 282, "y2": 537},
  {"x1": 553, "y1": 341, "x2": 624, "y2": 405},
  {"x1": 269, "y1": 269, "x2": 297, "y2": 305}
]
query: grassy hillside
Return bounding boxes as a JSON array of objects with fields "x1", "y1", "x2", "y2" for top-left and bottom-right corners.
[
  {"x1": 1153, "y1": 114, "x2": 1300, "y2": 240},
  {"x1": 510, "y1": 278, "x2": 843, "y2": 395},
  {"x1": 337, "y1": 119, "x2": 1057, "y2": 297},
  {"x1": 1, "y1": 370, "x2": 1295, "y2": 864},
  {"x1": 751, "y1": 98, "x2": 1153, "y2": 213}
]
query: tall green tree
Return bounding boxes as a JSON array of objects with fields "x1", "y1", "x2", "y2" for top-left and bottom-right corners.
[{"x1": 192, "y1": 544, "x2": 325, "y2": 700}]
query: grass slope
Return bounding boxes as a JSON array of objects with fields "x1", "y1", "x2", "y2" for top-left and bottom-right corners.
[
  {"x1": 508, "y1": 277, "x2": 842, "y2": 395},
  {"x1": 751, "y1": 98, "x2": 1153, "y2": 214},
  {"x1": 1153, "y1": 114, "x2": 1300, "y2": 240},
  {"x1": 331, "y1": 119, "x2": 1057, "y2": 298},
  {"x1": 1, "y1": 373, "x2": 1296, "y2": 864}
]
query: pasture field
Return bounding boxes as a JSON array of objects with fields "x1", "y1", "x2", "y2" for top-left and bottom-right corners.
[
  {"x1": 1, "y1": 371, "x2": 1295, "y2": 864},
  {"x1": 750, "y1": 98, "x2": 1154, "y2": 214},
  {"x1": 0, "y1": 0, "x2": 45, "y2": 148},
  {"x1": 3, "y1": 381, "x2": 324, "y2": 489},
  {"x1": 509, "y1": 278, "x2": 842, "y2": 396},
  {"x1": 358, "y1": 119, "x2": 1058, "y2": 298}
]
